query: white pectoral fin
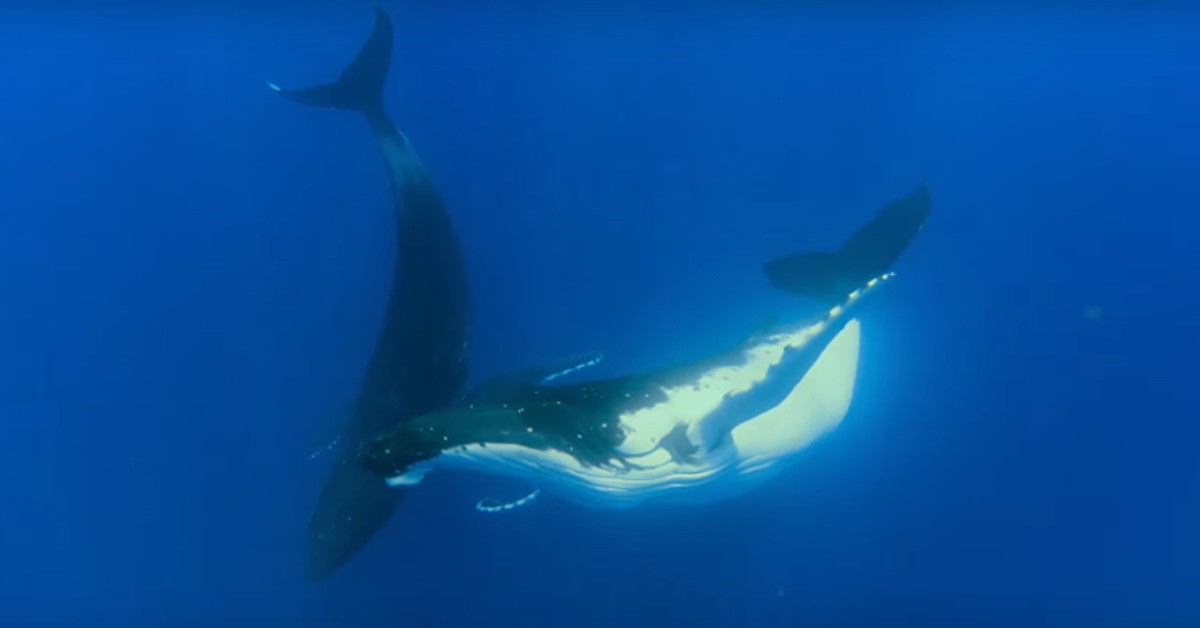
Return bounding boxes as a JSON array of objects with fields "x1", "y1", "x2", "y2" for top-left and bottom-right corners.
[{"x1": 731, "y1": 318, "x2": 861, "y2": 464}]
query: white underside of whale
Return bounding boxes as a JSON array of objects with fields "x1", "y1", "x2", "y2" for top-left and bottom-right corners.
[{"x1": 398, "y1": 317, "x2": 861, "y2": 510}]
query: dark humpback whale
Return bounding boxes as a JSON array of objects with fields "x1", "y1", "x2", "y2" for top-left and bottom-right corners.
[
  {"x1": 361, "y1": 186, "x2": 931, "y2": 508},
  {"x1": 270, "y1": 6, "x2": 471, "y2": 580}
]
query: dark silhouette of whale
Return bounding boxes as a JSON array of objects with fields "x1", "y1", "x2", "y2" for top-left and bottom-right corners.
[{"x1": 270, "y1": 6, "x2": 470, "y2": 580}]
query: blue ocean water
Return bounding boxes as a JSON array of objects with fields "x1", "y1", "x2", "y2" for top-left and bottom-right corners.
[{"x1": 1, "y1": 2, "x2": 1196, "y2": 626}]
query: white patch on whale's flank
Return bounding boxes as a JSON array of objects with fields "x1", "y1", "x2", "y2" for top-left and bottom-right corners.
[
  {"x1": 624, "y1": 448, "x2": 673, "y2": 468},
  {"x1": 420, "y1": 439, "x2": 736, "y2": 508}
]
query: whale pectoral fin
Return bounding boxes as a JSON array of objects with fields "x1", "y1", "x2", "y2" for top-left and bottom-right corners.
[
  {"x1": 531, "y1": 350, "x2": 605, "y2": 384},
  {"x1": 463, "y1": 350, "x2": 604, "y2": 403},
  {"x1": 475, "y1": 489, "x2": 541, "y2": 513},
  {"x1": 765, "y1": 184, "x2": 931, "y2": 302}
]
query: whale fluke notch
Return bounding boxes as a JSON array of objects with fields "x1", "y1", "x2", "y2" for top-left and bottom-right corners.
[
  {"x1": 764, "y1": 184, "x2": 931, "y2": 302},
  {"x1": 270, "y1": 5, "x2": 393, "y2": 115}
]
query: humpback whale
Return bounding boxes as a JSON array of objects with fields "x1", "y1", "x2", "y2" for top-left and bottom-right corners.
[
  {"x1": 270, "y1": 7, "x2": 471, "y2": 579},
  {"x1": 361, "y1": 186, "x2": 931, "y2": 509}
]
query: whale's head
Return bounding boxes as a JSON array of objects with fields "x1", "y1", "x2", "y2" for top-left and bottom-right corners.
[
  {"x1": 360, "y1": 403, "x2": 544, "y2": 486},
  {"x1": 359, "y1": 420, "x2": 442, "y2": 486}
]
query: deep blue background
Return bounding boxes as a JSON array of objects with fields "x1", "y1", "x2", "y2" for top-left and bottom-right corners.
[{"x1": 1, "y1": 2, "x2": 1197, "y2": 626}]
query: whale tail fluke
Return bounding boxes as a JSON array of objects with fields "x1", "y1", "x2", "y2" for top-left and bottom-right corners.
[
  {"x1": 765, "y1": 183, "x2": 931, "y2": 301},
  {"x1": 269, "y1": 5, "x2": 393, "y2": 115}
]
